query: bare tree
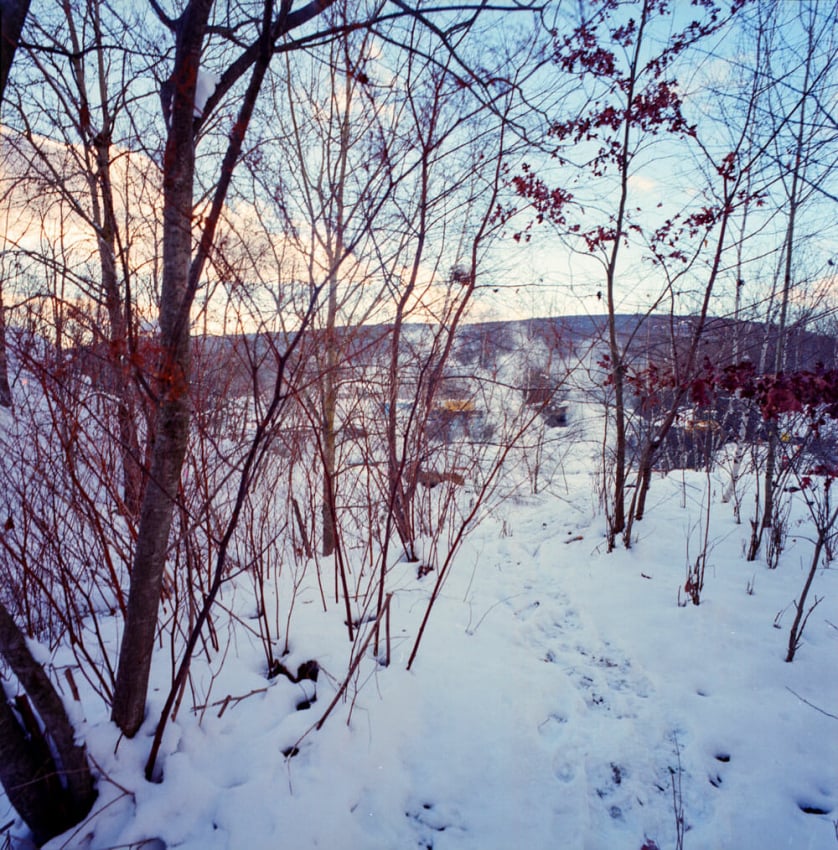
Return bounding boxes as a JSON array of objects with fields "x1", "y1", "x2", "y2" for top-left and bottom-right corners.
[
  {"x1": 740, "y1": 0, "x2": 838, "y2": 560},
  {"x1": 513, "y1": 0, "x2": 753, "y2": 548},
  {"x1": 108, "y1": 0, "x2": 536, "y2": 739},
  {"x1": 111, "y1": 0, "x2": 323, "y2": 738},
  {"x1": 267, "y1": 22, "x2": 399, "y2": 558},
  {"x1": 3, "y1": 1, "x2": 162, "y2": 514}
]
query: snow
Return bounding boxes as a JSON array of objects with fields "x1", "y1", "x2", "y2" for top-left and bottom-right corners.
[{"x1": 2, "y1": 406, "x2": 837, "y2": 850}]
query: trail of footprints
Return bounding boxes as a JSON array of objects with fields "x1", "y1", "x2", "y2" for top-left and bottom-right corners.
[
  {"x1": 509, "y1": 584, "x2": 660, "y2": 825},
  {"x1": 509, "y1": 583, "x2": 837, "y2": 835},
  {"x1": 510, "y1": 586, "x2": 653, "y2": 720}
]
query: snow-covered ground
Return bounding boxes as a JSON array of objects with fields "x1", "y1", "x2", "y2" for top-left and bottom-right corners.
[{"x1": 2, "y1": 404, "x2": 837, "y2": 850}]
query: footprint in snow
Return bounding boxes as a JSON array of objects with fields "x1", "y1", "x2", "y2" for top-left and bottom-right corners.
[
  {"x1": 552, "y1": 755, "x2": 578, "y2": 783},
  {"x1": 537, "y1": 711, "x2": 569, "y2": 741},
  {"x1": 404, "y1": 799, "x2": 465, "y2": 848}
]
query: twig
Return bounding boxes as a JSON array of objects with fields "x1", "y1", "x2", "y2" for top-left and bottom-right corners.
[
  {"x1": 786, "y1": 686, "x2": 838, "y2": 720},
  {"x1": 191, "y1": 686, "x2": 269, "y2": 716},
  {"x1": 316, "y1": 593, "x2": 393, "y2": 730},
  {"x1": 670, "y1": 733, "x2": 686, "y2": 850}
]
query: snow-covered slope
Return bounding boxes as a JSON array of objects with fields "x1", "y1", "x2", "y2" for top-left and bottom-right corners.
[{"x1": 2, "y1": 407, "x2": 835, "y2": 850}]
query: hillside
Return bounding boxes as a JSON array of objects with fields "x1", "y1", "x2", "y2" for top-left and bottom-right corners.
[{"x1": 1, "y1": 327, "x2": 836, "y2": 848}]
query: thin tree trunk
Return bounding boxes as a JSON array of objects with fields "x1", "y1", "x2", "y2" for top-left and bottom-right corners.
[
  {"x1": 111, "y1": 0, "x2": 294, "y2": 737},
  {"x1": 321, "y1": 424, "x2": 337, "y2": 556},
  {"x1": 111, "y1": 1, "x2": 209, "y2": 736},
  {"x1": 785, "y1": 529, "x2": 826, "y2": 662},
  {"x1": 321, "y1": 261, "x2": 341, "y2": 557},
  {"x1": 65, "y1": 0, "x2": 145, "y2": 514},
  {"x1": 93, "y1": 135, "x2": 144, "y2": 514},
  {"x1": 0, "y1": 284, "x2": 11, "y2": 408},
  {"x1": 601, "y1": 2, "x2": 659, "y2": 548},
  {"x1": 385, "y1": 154, "x2": 431, "y2": 562}
]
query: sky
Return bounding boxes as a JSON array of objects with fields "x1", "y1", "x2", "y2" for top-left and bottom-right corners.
[{"x1": 0, "y1": 1, "x2": 835, "y2": 335}]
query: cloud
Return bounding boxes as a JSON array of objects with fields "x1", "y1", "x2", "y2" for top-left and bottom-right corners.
[{"x1": 627, "y1": 173, "x2": 658, "y2": 194}]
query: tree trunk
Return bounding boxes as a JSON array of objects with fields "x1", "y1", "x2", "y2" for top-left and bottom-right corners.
[
  {"x1": 111, "y1": 2, "x2": 208, "y2": 736},
  {"x1": 602, "y1": 4, "x2": 651, "y2": 548},
  {"x1": 63, "y1": 0, "x2": 145, "y2": 514},
  {"x1": 0, "y1": 695, "x2": 73, "y2": 846},
  {"x1": 111, "y1": 0, "x2": 291, "y2": 736},
  {"x1": 111, "y1": 386, "x2": 192, "y2": 736},
  {"x1": 785, "y1": 529, "x2": 826, "y2": 662},
  {"x1": 0, "y1": 0, "x2": 32, "y2": 409},
  {"x1": 0, "y1": 601, "x2": 96, "y2": 845},
  {"x1": 0, "y1": 0, "x2": 31, "y2": 97},
  {"x1": 321, "y1": 397, "x2": 337, "y2": 556},
  {"x1": 93, "y1": 135, "x2": 145, "y2": 515},
  {"x1": 0, "y1": 284, "x2": 11, "y2": 408},
  {"x1": 321, "y1": 275, "x2": 340, "y2": 558},
  {"x1": 607, "y1": 326, "x2": 627, "y2": 545}
]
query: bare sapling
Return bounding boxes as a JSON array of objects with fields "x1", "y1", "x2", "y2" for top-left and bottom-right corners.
[
  {"x1": 785, "y1": 469, "x2": 837, "y2": 662},
  {"x1": 680, "y1": 468, "x2": 713, "y2": 606},
  {"x1": 145, "y1": 298, "x2": 319, "y2": 781},
  {"x1": 669, "y1": 733, "x2": 686, "y2": 850},
  {"x1": 0, "y1": 336, "x2": 142, "y2": 703},
  {"x1": 510, "y1": 0, "x2": 759, "y2": 550},
  {"x1": 406, "y1": 394, "x2": 548, "y2": 670}
]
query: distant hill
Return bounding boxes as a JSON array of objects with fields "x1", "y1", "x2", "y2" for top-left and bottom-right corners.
[{"x1": 181, "y1": 314, "x2": 836, "y2": 403}]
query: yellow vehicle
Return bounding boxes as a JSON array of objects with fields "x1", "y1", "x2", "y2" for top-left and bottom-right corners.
[{"x1": 437, "y1": 398, "x2": 477, "y2": 414}]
